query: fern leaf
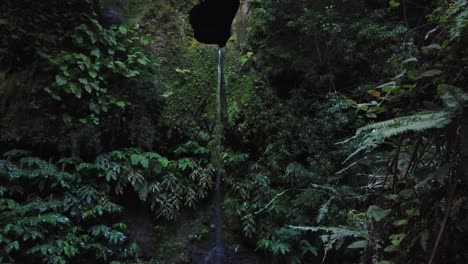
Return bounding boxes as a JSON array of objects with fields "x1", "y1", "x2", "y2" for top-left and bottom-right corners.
[
  {"x1": 438, "y1": 84, "x2": 467, "y2": 111},
  {"x1": 357, "y1": 111, "x2": 452, "y2": 150},
  {"x1": 289, "y1": 225, "x2": 367, "y2": 238},
  {"x1": 316, "y1": 198, "x2": 332, "y2": 224}
]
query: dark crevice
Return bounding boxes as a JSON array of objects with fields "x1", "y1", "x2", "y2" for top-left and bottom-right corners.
[{"x1": 189, "y1": 0, "x2": 240, "y2": 47}]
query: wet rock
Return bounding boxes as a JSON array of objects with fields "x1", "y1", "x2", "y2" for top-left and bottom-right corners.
[{"x1": 102, "y1": 5, "x2": 126, "y2": 25}]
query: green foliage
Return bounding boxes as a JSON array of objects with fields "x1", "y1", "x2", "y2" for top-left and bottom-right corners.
[
  {"x1": 367, "y1": 205, "x2": 392, "y2": 222},
  {"x1": 1, "y1": 0, "x2": 162, "y2": 155},
  {"x1": 201, "y1": 1, "x2": 410, "y2": 262},
  {"x1": 0, "y1": 144, "x2": 213, "y2": 262},
  {"x1": 79, "y1": 147, "x2": 213, "y2": 220},
  {"x1": 215, "y1": 0, "x2": 467, "y2": 263},
  {"x1": 39, "y1": 18, "x2": 152, "y2": 125},
  {"x1": 343, "y1": 0, "x2": 468, "y2": 262},
  {"x1": 1, "y1": 0, "x2": 467, "y2": 263},
  {"x1": 5, "y1": 1, "x2": 130, "y2": 119},
  {"x1": 0, "y1": 152, "x2": 136, "y2": 263},
  {"x1": 289, "y1": 225, "x2": 366, "y2": 262}
]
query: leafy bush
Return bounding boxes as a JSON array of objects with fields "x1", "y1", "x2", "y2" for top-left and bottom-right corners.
[
  {"x1": 0, "y1": 151, "x2": 137, "y2": 263},
  {"x1": 0, "y1": 142, "x2": 213, "y2": 262}
]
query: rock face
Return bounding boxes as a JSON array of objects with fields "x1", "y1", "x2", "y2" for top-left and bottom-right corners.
[
  {"x1": 189, "y1": 0, "x2": 240, "y2": 47},
  {"x1": 102, "y1": 5, "x2": 126, "y2": 25},
  {"x1": 232, "y1": 1, "x2": 252, "y2": 46}
]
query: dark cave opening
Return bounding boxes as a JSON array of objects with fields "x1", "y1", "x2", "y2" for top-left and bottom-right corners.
[{"x1": 189, "y1": 0, "x2": 240, "y2": 47}]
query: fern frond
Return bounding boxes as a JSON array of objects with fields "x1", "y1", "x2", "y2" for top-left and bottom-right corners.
[
  {"x1": 316, "y1": 198, "x2": 332, "y2": 224},
  {"x1": 445, "y1": 0, "x2": 468, "y2": 39},
  {"x1": 357, "y1": 111, "x2": 452, "y2": 150},
  {"x1": 438, "y1": 84, "x2": 467, "y2": 112},
  {"x1": 288, "y1": 225, "x2": 367, "y2": 238}
]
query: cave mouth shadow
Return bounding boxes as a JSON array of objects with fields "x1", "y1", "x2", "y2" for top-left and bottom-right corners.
[{"x1": 189, "y1": 0, "x2": 240, "y2": 47}]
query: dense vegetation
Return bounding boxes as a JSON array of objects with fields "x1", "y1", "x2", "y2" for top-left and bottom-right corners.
[{"x1": 1, "y1": 0, "x2": 467, "y2": 263}]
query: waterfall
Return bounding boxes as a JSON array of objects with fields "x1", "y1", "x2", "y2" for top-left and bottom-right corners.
[{"x1": 210, "y1": 47, "x2": 225, "y2": 264}]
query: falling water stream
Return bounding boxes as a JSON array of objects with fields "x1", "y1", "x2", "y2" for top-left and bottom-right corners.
[{"x1": 209, "y1": 47, "x2": 225, "y2": 264}]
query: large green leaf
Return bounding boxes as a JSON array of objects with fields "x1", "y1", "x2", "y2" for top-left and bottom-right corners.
[
  {"x1": 367, "y1": 205, "x2": 391, "y2": 222},
  {"x1": 347, "y1": 240, "x2": 367, "y2": 249}
]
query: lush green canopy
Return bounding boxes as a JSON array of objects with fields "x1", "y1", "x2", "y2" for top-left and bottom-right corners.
[{"x1": 0, "y1": 0, "x2": 466, "y2": 263}]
